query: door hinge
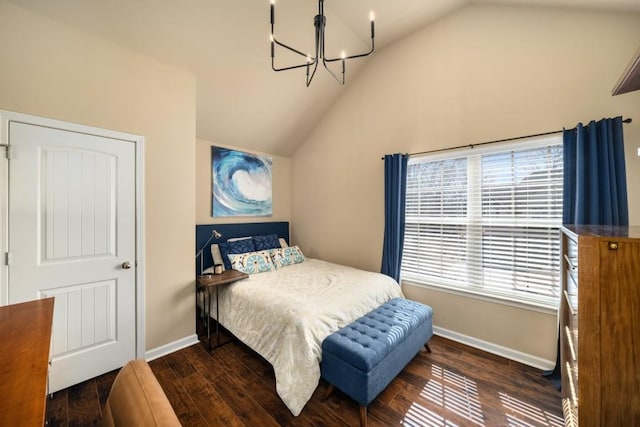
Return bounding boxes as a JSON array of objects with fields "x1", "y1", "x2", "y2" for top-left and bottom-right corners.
[
  {"x1": 1, "y1": 144, "x2": 13, "y2": 159},
  {"x1": 5, "y1": 252, "x2": 11, "y2": 266}
]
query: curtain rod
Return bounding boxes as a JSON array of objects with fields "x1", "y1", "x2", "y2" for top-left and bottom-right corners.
[{"x1": 381, "y1": 117, "x2": 632, "y2": 160}]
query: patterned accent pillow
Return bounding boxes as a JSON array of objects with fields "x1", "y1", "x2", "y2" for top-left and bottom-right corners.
[
  {"x1": 218, "y1": 239, "x2": 257, "y2": 270},
  {"x1": 270, "y1": 246, "x2": 305, "y2": 268},
  {"x1": 228, "y1": 251, "x2": 276, "y2": 275},
  {"x1": 253, "y1": 234, "x2": 281, "y2": 251}
]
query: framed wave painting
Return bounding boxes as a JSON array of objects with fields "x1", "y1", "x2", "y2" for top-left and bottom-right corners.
[{"x1": 212, "y1": 147, "x2": 273, "y2": 217}]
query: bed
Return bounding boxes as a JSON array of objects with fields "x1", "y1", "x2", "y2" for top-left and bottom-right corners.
[{"x1": 195, "y1": 222, "x2": 403, "y2": 416}]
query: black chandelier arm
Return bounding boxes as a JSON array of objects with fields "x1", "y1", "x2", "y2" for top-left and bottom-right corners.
[
  {"x1": 272, "y1": 60, "x2": 314, "y2": 73},
  {"x1": 321, "y1": 57, "x2": 345, "y2": 85},
  {"x1": 324, "y1": 51, "x2": 372, "y2": 63},
  {"x1": 324, "y1": 38, "x2": 375, "y2": 63},
  {"x1": 272, "y1": 37, "x2": 312, "y2": 60},
  {"x1": 271, "y1": 37, "x2": 319, "y2": 72},
  {"x1": 306, "y1": 60, "x2": 320, "y2": 87}
]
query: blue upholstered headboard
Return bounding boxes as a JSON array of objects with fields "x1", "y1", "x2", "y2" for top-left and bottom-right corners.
[{"x1": 195, "y1": 221, "x2": 290, "y2": 273}]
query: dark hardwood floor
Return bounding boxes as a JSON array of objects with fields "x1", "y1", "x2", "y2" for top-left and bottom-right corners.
[{"x1": 46, "y1": 334, "x2": 563, "y2": 426}]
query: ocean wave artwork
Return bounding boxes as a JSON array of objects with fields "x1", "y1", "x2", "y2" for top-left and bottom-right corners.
[{"x1": 212, "y1": 147, "x2": 272, "y2": 217}]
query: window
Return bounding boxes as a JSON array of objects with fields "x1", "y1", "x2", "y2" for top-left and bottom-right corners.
[{"x1": 401, "y1": 136, "x2": 563, "y2": 309}]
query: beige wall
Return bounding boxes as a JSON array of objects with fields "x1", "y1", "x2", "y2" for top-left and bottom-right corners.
[
  {"x1": 0, "y1": 2, "x2": 197, "y2": 351},
  {"x1": 196, "y1": 139, "x2": 291, "y2": 225},
  {"x1": 292, "y1": 5, "x2": 640, "y2": 363}
]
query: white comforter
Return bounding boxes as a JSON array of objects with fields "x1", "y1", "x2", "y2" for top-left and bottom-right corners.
[{"x1": 214, "y1": 258, "x2": 403, "y2": 416}]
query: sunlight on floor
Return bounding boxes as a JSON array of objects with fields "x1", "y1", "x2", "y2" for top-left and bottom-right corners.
[
  {"x1": 402, "y1": 401, "x2": 459, "y2": 427},
  {"x1": 499, "y1": 392, "x2": 564, "y2": 427},
  {"x1": 399, "y1": 365, "x2": 564, "y2": 427},
  {"x1": 402, "y1": 364, "x2": 485, "y2": 426}
]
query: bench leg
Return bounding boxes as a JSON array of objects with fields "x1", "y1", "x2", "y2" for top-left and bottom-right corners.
[
  {"x1": 359, "y1": 405, "x2": 368, "y2": 427},
  {"x1": 425, "y1": 343, "x2": 432, "y2": 353},
  {"x1": 322, "y1": 383, "x2": 335, "y2": 401}
]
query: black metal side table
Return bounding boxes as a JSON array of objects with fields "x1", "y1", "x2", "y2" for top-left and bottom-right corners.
[{"x1": 196, "y1": 269, "x2": 248, "y2": 351}]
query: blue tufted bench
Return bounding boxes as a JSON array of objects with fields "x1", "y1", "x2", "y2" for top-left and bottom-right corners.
[{"x1": 321, "y1": 297, "x2": 433, "y2": 427}]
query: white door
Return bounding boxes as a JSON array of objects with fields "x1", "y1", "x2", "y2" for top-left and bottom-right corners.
[{"x1": 7, "y1": 120, "x2": 137, "y2": 392}]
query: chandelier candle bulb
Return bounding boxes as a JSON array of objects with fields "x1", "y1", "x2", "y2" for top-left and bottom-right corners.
[{"x1": 370, "y1": 11, "x2": 375, "y2": 38}]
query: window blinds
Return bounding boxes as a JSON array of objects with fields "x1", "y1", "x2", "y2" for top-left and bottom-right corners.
[{"x1": 402, "y1": 140, "x2": 563, "y2": 308}]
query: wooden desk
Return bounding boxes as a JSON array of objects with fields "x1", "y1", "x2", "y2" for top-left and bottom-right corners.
[{"x1": 0, "y1": 297, "x2": 54, "y2": 426}]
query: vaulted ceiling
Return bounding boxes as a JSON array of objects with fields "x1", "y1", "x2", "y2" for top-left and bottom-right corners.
[{"x1": 6, "y1": 0, "x2": 640, "y2": 155}]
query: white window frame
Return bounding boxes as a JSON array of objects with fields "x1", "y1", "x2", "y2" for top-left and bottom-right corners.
[{"x1": 401, "y1": 135, "x2": 563, "y2": 312}]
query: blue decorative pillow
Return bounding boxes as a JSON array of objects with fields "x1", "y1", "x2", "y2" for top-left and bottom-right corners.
[
  {"x1": 228, "y1": 251, "x2": 276, "y2": 274},
  {"x1": 218, "y1": 239, "x2": 256, "y2": 270},
  {"x1": 270, "y1": 246, "x2": 305, "y2": 268},
  {"x1": 253, "y1": 234, "x2": 281, "y2": 251}
]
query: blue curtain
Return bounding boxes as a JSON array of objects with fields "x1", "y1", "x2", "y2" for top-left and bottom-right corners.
[
  {"x1": 563, "y1": 116, "x2": 629, "y2": 225},
  {"x1": 546, "y1": 116, "x2": 629, "y2": 388},
  {"x1": 381, "y1": 154, "x2": 408, "y2": 283}
]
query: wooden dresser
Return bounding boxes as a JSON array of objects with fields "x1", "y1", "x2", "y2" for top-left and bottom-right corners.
[
  {"x1": 560, "y1": 225, "x2": 640, "y2": 426},
  {"x1": 0, "y1": 297, "x2": 54, "y2": 426}
]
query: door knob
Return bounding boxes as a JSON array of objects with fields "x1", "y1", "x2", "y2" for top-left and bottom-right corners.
[{"x1": 122, "y1": 261, "x2": 132, "y2": 269}]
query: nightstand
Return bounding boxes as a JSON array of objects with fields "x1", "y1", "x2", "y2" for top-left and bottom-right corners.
[{"x1": 196, "y1": 269, "x2": 248, "y2": 351}]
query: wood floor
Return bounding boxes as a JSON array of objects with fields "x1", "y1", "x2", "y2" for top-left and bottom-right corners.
[{"x1": 46, "y1": 334, "x2": 563, "y2": 426}]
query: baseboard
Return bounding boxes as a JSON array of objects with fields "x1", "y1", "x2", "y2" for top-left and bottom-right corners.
[
  {"x1": 145, "y1": 334, "x2": 199, "y2": 362},
  {"x1": 433, "y1": 326, "x2": 555, "y2": 371},
  {"x1": 145, "y1": 329, "x2": 554, "y2": 370}
]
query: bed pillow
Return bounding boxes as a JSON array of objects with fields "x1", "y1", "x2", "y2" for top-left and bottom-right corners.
[
  {"x1": 253, "y1": 234, "x2": 281, "y2": 251},
  {"x1": 228, "y1": 250, "x2": 276, "y2": 275},
  {"x1": 218, "y1": 239, "x2": 257, "y2": 270},
  {"x1": 270, "y1": 246, "x2": 305, "y2": 268},
  {"x1": 226, "y1": 236, "x2": 252, "y2": 242}
]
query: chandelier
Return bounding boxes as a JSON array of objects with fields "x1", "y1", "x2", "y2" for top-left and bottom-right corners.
[{"x1": 270, "y1": 0, "x2": 375, "y2": 87}]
